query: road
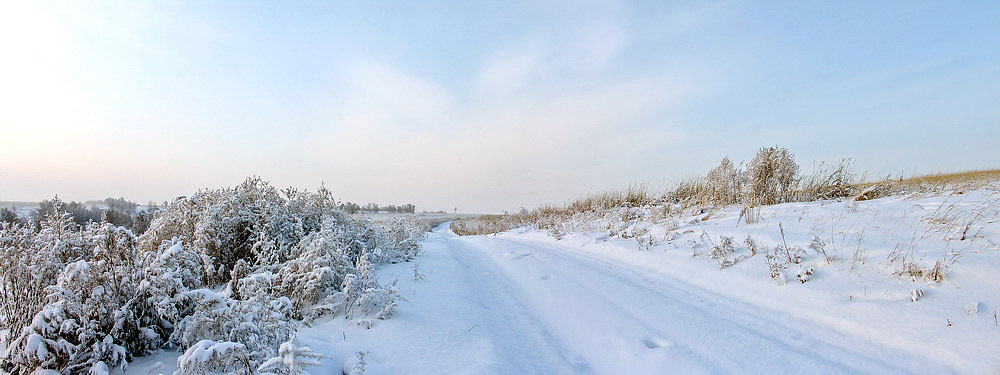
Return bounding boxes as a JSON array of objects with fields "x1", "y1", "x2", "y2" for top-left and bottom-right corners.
[
  {"x1": 323, "y1": 224, "x2": 951, "y2": 374},
  {"x1": 280, "y1": 225, "x2": 955, "y2": 374}
]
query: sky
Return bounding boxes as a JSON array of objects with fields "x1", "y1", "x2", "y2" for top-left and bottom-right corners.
[{"x1": 1, "y1": 1, "x2": 998, "y2": 213}]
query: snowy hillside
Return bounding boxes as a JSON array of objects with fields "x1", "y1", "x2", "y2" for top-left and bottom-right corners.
[{"x1": 131, "y1": 189, "x2": 1000, "y2": 374}]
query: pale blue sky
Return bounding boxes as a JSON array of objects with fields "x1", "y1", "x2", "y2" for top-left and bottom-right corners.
[{"x1": 2, "y1": 1, "x2": 998, "y2": 212}]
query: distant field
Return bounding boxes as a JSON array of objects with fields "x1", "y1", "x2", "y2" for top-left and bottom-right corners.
[
  {"x1": 0, "y1": 201, "x2": 38, "y2": 208},
  {"x1": 0, "y1": 201, "x2": 39, "y2": 219}
]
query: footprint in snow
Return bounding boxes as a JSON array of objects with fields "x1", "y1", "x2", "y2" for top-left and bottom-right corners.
[
  {"x1": 541, "y1": 275, "x2": 555, "y2": 280},
  {"x1": 641, "y1": 337, "x2": 672, "y2": 349}
]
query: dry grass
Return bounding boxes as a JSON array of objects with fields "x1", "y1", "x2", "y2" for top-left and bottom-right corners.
[
  {"x1": 452, "y1": 163, "x2": 1000, "y2": 236},
  {"x1": 867, "y1": 169, "x2": 1000, "y2": 188},
  {"x1": 566, "y1": 184, "x2": 658, "y2": 213},
  {"x1": 855, "y1": 169, "x2": 1000, "y2": 201},
  {"x1": 451, "y1": 185, "x2": 662, "y2": 236},
  {"x1": 450, "y1": 215, "x2": 510, "y2": 236}
]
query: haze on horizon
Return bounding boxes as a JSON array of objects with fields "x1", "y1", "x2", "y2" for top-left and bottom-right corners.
[{"x1": 1, "y1": 1, "x2": 998, "y2": 213}]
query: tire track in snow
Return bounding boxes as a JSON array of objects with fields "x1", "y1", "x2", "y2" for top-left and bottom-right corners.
[
  {"x1": 453, "y1": 234, "x2": 951, "y2": 374},
  {"x1": 441, "y1": 234, "x2": 591, "y2": 374}
]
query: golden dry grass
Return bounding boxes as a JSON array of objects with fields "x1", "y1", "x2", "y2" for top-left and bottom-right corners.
[
  {"x1": 876, "y1": 169, "x2": 1000, "y2": 186},
  {"x1": 856, "y1": 169, "x2": 1000, "y2": 200}
]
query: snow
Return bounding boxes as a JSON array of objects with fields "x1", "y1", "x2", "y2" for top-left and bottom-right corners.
[
  {"x1": 130, "y1": 351, "x2": 179, "y2": 374},
  {"x1": 0, "y1": 329, "x2": 7, "y2": 354},
  {"x1": 25, "y1": 334, "x2": 48, "y2": 362},
  {"x1": 180, "y1": 340, "x2": 246, "y2": 363},
  {"x1": 128, "y1": 190, "x2": 999, "y2": 373}
]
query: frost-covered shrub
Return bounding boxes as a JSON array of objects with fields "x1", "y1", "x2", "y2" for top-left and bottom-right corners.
[
  {"x1": 175, "y1": 340, "x2": 252, "y2": 375},
  {"x1": 799, "y1": 159, "x2": 856, "y2": 201},
  {"x1": 709, "y1": 236, "x2": 736, "y2": 267},
  {"x1": 0, "y1": 207, "x2": 21, "y2": 224},
  {"x1": 796, "y1": 268, "x2": 814, "y2": 283},
  {"x1": 808, "y1": 235, "x2": 833, "y2": 264},
  {"x1": 148, "y1": 239, "x2": 206, "y2": 292},
  {"x1": 764, "y1": 250, "x2": 788, "y2": 284},
  {"x1": 272, "y1": 217, "x2": 373, "y2": 316},
  {"x1": 895, "y1": 259, "x2": 947, "y2": 283},
  {"x1": 343, "y1": 352, "x2": 367, "y2": 375},
  {"x1": 2, "y1": 178, "x2": 428, "y2": 373},
  {"x1": 257, "y1": 335, "x2": 327, "y2": 375},
  {"x1": 705, "y1": 157, "x2": 744, "y2": 206},
  {"x1": 139, "y1": 177, "x2": 339, "y2": 285},
  {"x1": 4, "y1": 224, "x2": 167, "y2": 374},
  {"x1": 412, "y1": 263, "x2": 426, "y2": 281},
  {"x1": 744, "y1": 235, "x2": 758, "y2": 257},
  {"x1": 635, "y1": 234, "x2": 656, "y2": 251},
  {"x1": 342, "y1": 254, "x2": 399, "y2": 321},
  {"x1": 376, "y1": 218, "x2": 425, "y2": 262},
  {"x1": 744, "y1": 147, "x2": 800, "y2": 207},
  {"x1": 171, "y1": 290, "x2": 296, "y2": 366},
  {"x1": 0, "y1": 205, "x2": 93, "y2": 336}
]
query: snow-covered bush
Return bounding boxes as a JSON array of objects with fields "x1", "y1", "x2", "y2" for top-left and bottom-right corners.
[
  {"x1": 796, "y1": 268, "x2": 814, "y2": 283},
  {"x1": 895, "y1": 259, "x2": 947, "y2": 283},
  {"x1": 764, "y1": 250, "x2": 788, "y2": 284},
  {"x1": 0, "y1": 204, "x2": 93, "y2": 337},
  {"x1": 412, "y1": 263, "x2": 426, "y2": 281},
  {"x1": 635, "y1": 234, "x2": 656, "y2": 251},
  {"x1": 343, "y1": 351, "x2": 367, "y2": 375},
  {"x1": 799, "y1": 159, "x2": 856, "y2": 201},
  {"x1": 139, "y1": 177, "x2": 338, "y2": 285},
  {"x1": 808, "y1": 235, "x2": 833, "y2": 264},
  {"x1": 272, "y1": 215, "x2": 394, "y2": 318},
  {"x1": 175, "y1": 339, "x2": 252, "y2": 375},
  {"x1": 375, "y1": 218, "x2": 425, "y2": 262},
  {"x1": 341, "y1": 254, "x2": 399, "y2": 321},
  {"x1": 744, "y1": 146, "x2": 800, "y2": 207},
  {"x1": 2, "y1": 177, "x2": 430, "y2": 373},
  {"x1": 705, "y1": 157, "x2": 744, "y2": 206},
  {"x1": 4, "y1": 224, "x2": 165, "y2": 373},
  {"x1": 709, "y1": 236, "x2": 736, "y2": 268},
  {"x1": 257, "y1": 335, "x2": 327, "y2": 375},
  {"x1": 170, "y1": 290, "x2": 296, "y2": 367},
  {"x1": 0, "y1": 207, "x2": 20, "y2": 225},
  {"x1": 145, "y1": 239, "x2": 206, "y2": 296},
  {"x1": 744, "y1": 235, "x2": 759, "y2": 257}
]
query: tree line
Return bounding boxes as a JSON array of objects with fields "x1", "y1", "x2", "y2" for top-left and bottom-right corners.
[
  {"x1": 1, "y1": 197, "x2": 159, "y2": 234},
  {"x1": 339, "y1": 202, "x2": 416, "y2": 214}
]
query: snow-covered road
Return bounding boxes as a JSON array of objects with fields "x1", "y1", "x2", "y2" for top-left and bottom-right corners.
[{"x1": 295, "y1": 224, "x2": 958, "y2": 374}]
